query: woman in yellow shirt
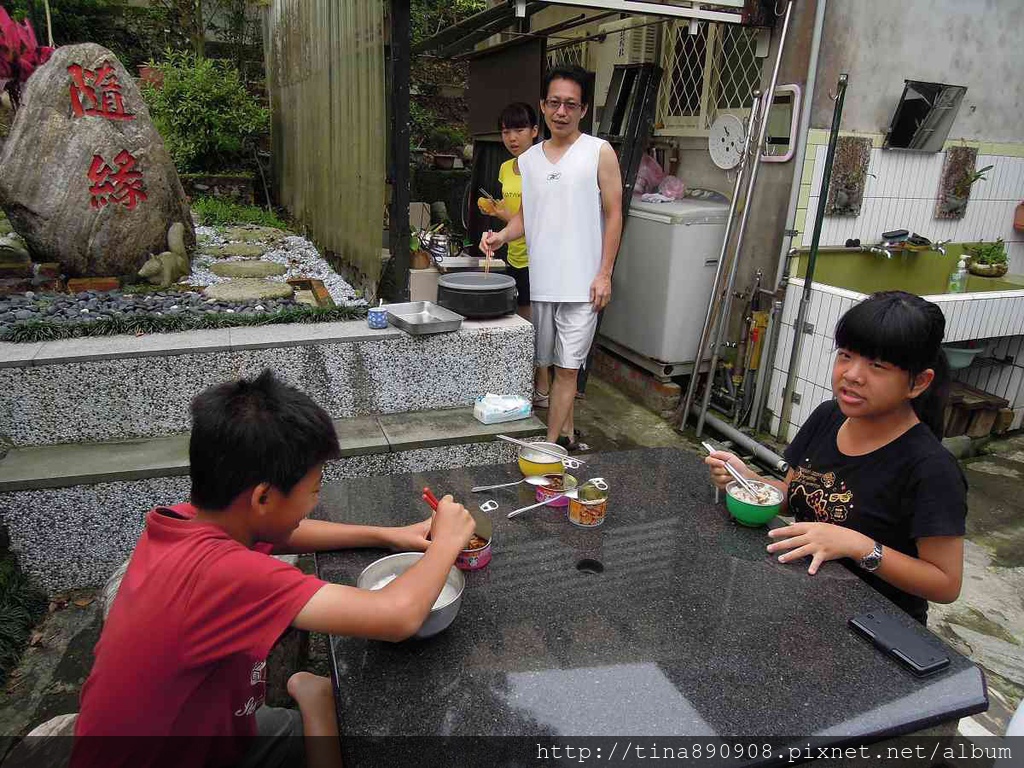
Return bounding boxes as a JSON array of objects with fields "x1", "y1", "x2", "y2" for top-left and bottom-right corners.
[{"x1": 479, "y1": 103, "x2": 547, "y2": 404}]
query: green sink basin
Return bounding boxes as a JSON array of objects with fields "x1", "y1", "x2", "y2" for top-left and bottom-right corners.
[{"x1": 793, "y1": 245, "x2": 1024, "y2": 296}]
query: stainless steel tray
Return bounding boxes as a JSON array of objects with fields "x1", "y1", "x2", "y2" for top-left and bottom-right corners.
[{"x1": 385, "y1": 301, "x2": 464, "y2": 335}]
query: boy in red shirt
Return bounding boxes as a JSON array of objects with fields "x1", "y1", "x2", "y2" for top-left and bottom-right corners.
[{"x1": 71, "y1": 370, "x2": 475, "y2": 768}]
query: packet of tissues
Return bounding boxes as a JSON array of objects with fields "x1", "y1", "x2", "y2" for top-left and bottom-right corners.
[{"x1": 473, "y1": 393, "x2": 533, "y2": 425}]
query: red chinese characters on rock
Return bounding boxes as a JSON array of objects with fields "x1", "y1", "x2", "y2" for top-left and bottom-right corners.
[
  {"x1": 88, "y1": 151, "x2": 147, "y2": 211},
  {"x1": 68, "y1": 63, "x2": 135, "y2": 121}
]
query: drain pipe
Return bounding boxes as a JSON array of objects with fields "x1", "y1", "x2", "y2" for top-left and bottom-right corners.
[
  {"x1": 778, "y1": 73, "x2": 848, "y2": 434},
  {"x1": 697, "y1": 408, "x2": 788, "y2": 474},
  {"x1": 754, "y1": 0, "x2": 826, "y2": 435},
  {"x1": 773, "y1": 0, "x2": 828, "y2": 290},
  {"x1": 675, "y1": 98, "x2": 757, "y2": 433},
  {"x1": 695, "y1": 0, "x2": 795, "y2": 438}
]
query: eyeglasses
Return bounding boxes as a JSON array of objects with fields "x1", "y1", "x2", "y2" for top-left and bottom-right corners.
[{"x1": 543, "y1": 98, "x2": 582, "y2": 112}]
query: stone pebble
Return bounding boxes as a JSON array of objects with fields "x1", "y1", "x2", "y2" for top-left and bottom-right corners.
[{"x1": 0, "y1": 289, "x2": 302, "y2": 329}]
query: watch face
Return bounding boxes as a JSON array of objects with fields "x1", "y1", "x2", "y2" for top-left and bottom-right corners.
[{"x1": 861, "y1": 544, "x2": 883, "y2": 571}]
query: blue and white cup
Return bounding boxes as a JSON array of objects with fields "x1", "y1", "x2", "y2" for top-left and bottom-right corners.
[{"x1": 367, "y1": 306, "x2": 388, "y2": 329}]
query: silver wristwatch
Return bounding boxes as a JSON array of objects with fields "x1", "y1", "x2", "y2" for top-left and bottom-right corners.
[{"x1": 859, "y1": 541, "x2": 883, "y2": 572}]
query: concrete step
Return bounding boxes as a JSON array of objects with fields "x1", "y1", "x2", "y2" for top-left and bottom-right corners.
[{"x1": 0, "y1": 408, "x2": 544, "y2": 592}]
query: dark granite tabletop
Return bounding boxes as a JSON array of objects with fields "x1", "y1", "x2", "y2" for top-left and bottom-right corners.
[{"x1": 314, "y1": 447, "x2": 987, "y2": 764}]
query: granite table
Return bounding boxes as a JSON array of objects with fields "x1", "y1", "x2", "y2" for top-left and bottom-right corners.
[{"x1": 314, "y1": 447, "x2": 988, "y2": 766}]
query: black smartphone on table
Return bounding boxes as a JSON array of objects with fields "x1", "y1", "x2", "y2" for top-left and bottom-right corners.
[{"x1": 849, "y1": 612, "x2": 950, "y2": 677}]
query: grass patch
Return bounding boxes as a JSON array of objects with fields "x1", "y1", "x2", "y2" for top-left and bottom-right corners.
[
  {"x1": 191, "y1": 197, "x2": 288, "y2": 229},
  {"x1": 0, "y1": 545, "x2": 47, "y2": 686},
  {"x1": 0, "y1": 305, "x2": 368, "y2": 343}
]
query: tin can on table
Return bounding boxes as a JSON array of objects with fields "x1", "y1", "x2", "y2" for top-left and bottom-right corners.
[{"x1": 567, "y1": 480, "x2": 609, "y2": 528}]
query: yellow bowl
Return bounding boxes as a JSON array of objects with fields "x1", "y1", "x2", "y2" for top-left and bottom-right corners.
[{"x1": 517, "y1": 442, "x2": 566, "y2": 477}]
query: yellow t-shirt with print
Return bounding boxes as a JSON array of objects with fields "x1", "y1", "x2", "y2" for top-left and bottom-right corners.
[{"x1": 498, "y1": 159, "x2": 528, "y2": 269}]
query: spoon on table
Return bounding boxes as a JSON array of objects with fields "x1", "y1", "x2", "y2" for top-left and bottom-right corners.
[
  {"x1": 506, "y1": 490, "x2": 579, "y2": 519},
  {"x1": 471, "y1": 475, "x2": 556, "y2": 493}
]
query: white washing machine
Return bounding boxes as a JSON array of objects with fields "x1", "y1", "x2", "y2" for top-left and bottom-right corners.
[{"x1": 601, "y1": 197, "x2": 730, "y2": 368}]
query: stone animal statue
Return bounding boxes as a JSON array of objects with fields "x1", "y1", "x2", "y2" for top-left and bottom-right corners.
[{"x1": 138, "y1": 222, "x2": 190, "y2": 288}]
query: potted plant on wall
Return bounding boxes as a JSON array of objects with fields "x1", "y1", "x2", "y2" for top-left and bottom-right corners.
[
  {"x1": 965, "y1": 239, "x2": 1008, "y2": 278},
  {"x1": 939, "y1": 163, "x2": 993, "y2": 216},
  {"x1": 425, "y1": 126, "x2": 467, "y2": 170}
]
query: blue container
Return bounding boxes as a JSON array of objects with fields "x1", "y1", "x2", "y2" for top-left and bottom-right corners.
[{"x1": 368, "y1": 307, "x2": 388, "y2": 329}]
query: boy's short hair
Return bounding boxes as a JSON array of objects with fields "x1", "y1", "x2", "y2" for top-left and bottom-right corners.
[
  {"x1": 189, "y1": 369, "x2": 341, "y2": 510},
  {"x1": 543, "y1": 64, "x2": 591, "y2": 107},
  {"x1": 499, "y1": 102, "x2": 537, "y2": 131}
]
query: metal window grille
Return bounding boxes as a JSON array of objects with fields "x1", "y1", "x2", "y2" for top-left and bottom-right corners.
[
  {"x1": 657, "y1": 21, "x2": 763, "y2": 133},
  {"x1": 547, "y1": 39, "x2": 587, "y2": 70}
]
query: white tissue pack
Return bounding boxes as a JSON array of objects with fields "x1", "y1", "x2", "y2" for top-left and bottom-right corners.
[{"x1": 473, "y1": 393, "x2": 533, "y2": 424}]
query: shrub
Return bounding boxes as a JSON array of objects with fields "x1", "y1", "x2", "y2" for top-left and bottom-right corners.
[
  {"x1": 966, "y1": 239, "x2": 1007, "y2": 266},
  {"x1": 142, "y1": 51, "x2": 268, "y2": 173},
  {"x1": 191, "y1": 196, "x2": 288, "y2": 228},
  {"x1": 0, "y1": 548, "x2": 46, "y2": 685}
]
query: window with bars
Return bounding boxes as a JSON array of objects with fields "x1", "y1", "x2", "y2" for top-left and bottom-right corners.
[
  {"x1": 657, "y1": 21, "x2": 764, "y2": 134},
  {"x1": 546, "y1": 40, "x2": 588, "y2": 70}
]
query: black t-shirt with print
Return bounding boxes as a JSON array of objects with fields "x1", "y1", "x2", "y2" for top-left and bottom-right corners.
[{"x1": 783, "y1": 400, "x2": 967, "y2": 623}]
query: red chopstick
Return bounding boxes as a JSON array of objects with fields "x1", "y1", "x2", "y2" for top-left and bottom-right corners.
[{"x1": 422, "y1": 486, "x2": 440, "y2": 511}]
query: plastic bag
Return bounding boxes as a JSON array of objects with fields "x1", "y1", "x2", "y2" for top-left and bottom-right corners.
[
  {"x1": 473, "y1": 393, "x2": 533, "y2": 424},
  {"x1": 634, "y1": 154, "x2": 666, "y2": 196},
  {"x1": 658, "y1": 175, "x2": 686, "y2": 200}
]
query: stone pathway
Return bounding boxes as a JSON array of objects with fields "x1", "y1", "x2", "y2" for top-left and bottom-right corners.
[{"x1": 187, "y1": 225, "x2": 366, "y2": 307}]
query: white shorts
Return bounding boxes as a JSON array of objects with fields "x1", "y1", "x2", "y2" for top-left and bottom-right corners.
[{"x1": 532, "y1": 301, "x2": 599, "y2": 370}]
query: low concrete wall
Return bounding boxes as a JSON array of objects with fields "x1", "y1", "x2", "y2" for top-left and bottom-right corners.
[
  {"x1": 0, "y1": 316, "x2": 534, "y2": 446},
  {"x1": 2, "y1": 440, "x2": 518, "y2": 592}
]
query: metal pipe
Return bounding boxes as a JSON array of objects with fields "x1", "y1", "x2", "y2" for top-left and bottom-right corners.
[
  {"x1": 773, "y1": 0, "x2": 828, "y2": 289},
  {"x1": 674, "y1": 108, "x2": 752, "y2": 432},
  {"x1": 778, "y1": 73, "x2": 848, "y2": 434},
  {"x1": 698, "y1": 408, "x2": 789, "y2": 474},
  {"x1": 696, "y1": 0, "x2": 794, "y2": 437},
  {"x1": 749, "y1": 298, "x2": 784, "y2": 430}
]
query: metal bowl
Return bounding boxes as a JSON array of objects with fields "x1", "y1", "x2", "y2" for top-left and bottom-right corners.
[{"x1": 357, "y1": 552, "x2": 465, "y2": 638}]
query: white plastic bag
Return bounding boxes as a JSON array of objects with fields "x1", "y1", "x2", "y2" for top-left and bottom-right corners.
[{"x1": 473, "y1": 393, "x2": 533, "y2": 424}]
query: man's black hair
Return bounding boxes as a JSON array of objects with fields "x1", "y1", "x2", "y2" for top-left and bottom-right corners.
[
  {"x1": 543, "y1": 64, "x2": 591, "y2": 107},
  {"x1": 189, "y1": 369, "x2": 341, "y2": 510}
]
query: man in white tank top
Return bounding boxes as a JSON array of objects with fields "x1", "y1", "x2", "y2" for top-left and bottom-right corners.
[{"x1": 481, "y1": 66, "x2": 623, "y2": 448}]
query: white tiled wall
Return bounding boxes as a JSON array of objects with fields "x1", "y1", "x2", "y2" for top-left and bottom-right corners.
[
  {"x1": 803, "y1": 148, "x2": 1024, "y2": 273},
  {"x1": 768, "y1": 279, "x2": 1024, "y2": 439}
]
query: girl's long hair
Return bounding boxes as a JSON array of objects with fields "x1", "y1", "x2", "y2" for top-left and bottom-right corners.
[{"x1": 834, "y1": 291, "x2": 950, "y2": 437}]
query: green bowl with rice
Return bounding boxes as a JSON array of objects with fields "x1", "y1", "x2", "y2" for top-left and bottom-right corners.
[{"x1": 725, "y1": 480, "x2": 783, "y2": 527}]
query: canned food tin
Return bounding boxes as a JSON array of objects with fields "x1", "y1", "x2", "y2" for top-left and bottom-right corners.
[{"x1": 567, "y1": 480, "x2": 609, "y2": 528}]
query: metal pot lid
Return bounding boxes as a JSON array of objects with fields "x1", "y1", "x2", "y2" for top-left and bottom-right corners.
[{"x1": 438, "y1": 272, "x2": 516, "y2": 291}]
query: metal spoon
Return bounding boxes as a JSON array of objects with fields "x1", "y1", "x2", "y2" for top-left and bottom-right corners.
[
  {"x1": 507, "y1": 490, "x2": 579, "y2": 519},
  {"x1": 471, "y1": 475, "x2": 556, "y2": 493}
]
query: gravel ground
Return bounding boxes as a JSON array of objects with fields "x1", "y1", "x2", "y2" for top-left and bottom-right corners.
[{"x1": 0, "y1": 224, "x2": 366, "y2": 331}]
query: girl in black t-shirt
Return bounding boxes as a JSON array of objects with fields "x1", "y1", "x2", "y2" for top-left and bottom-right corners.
[{"x1": 706, "y1": 291, "x2": 966, "y2": 623}]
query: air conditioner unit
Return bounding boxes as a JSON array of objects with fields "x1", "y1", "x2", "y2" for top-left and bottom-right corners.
[{"x1": 593, "y1": 17, "x2": 658, "y2": 110}]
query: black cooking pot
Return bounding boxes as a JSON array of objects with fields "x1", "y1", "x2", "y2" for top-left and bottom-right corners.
[{"x1": 436, "y1": 272, "x2": 517, "y2": 319}]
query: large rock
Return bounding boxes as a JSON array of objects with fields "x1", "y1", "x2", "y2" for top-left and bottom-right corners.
[{"x1": 0, "y1": 44, "x2": 194, "y2": 277}]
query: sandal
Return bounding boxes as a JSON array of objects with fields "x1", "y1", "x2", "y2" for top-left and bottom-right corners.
[
  {"x1": 555, "y1": 429, "x2": 584, "y2": 452},
  {"x1": 533, "y1": 389, "x2": 550, "y2": 408}
]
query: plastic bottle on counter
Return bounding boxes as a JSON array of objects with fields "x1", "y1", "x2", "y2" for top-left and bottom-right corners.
[{"x1": 947, "y1": 257, "x2": 968, "y2": 294}]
